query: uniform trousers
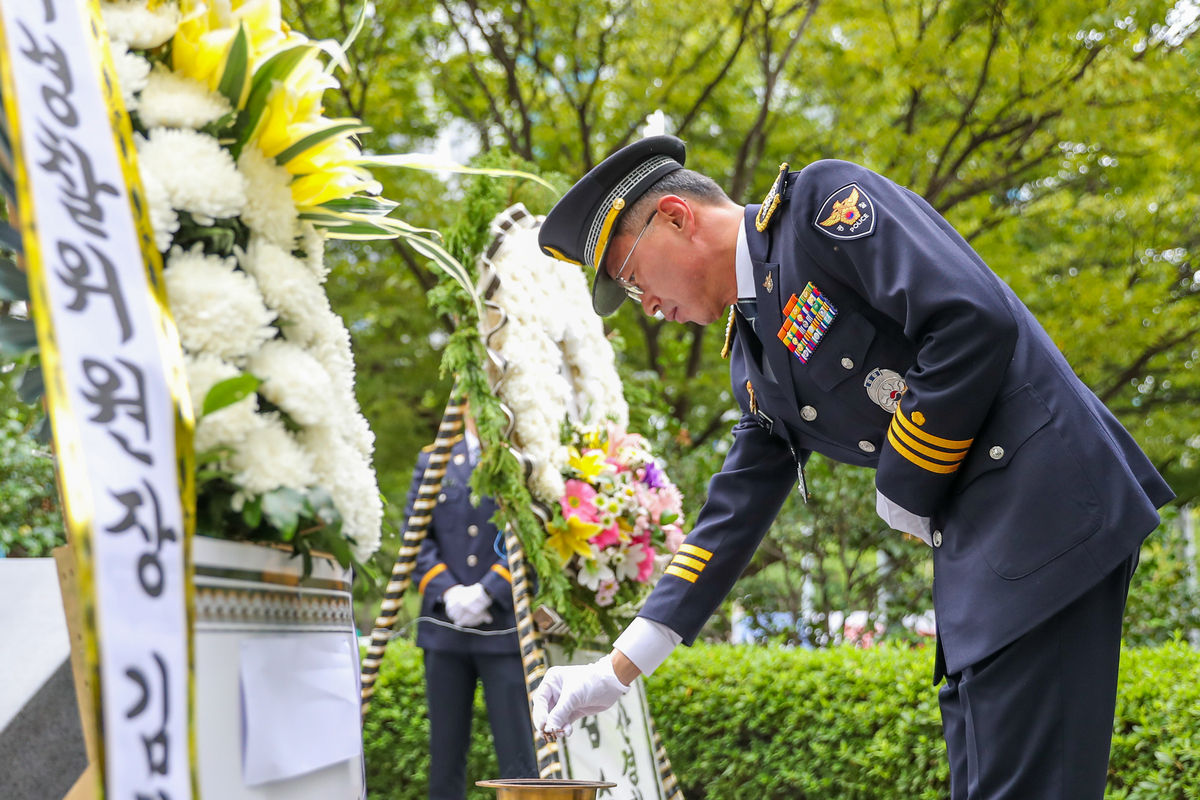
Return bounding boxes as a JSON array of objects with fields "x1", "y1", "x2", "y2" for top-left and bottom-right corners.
[
  {"x1": 938, "y1": 553, "x2": 1138, "y2": 800},
  {"x1": 423, "y1": 649, "x2": 538, "y2": 800}
]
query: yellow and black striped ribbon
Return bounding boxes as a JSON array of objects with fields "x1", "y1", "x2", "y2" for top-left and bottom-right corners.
[
  {"x1": 359, "y1": 392, "x2": 466, "y2": 715},
  {"x1": 650, "y1": 715, "x2": 683, "y2": 799},
  {"x1": 504, "y1": 524, "x2": 564, "y2": 778}
]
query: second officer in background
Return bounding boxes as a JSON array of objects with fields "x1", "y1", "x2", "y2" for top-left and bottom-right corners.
[{"x1": 409, "y1": 413, "x2": 537, "y2": 800}]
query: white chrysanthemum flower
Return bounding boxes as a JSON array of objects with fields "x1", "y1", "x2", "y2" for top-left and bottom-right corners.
[
  {"x1": 246, "y1": 339, "x2": 336, "y2": 427},
  {"x1": 183, "y1": 353, "x2": 265, "y2": 452},
  {"x1": 306, "y1": 311, "x2": 356, "y2": 399},
  {"x1": 482, "y1": 216, "x2": 633, "y2": 504},
  {"x1": 229, "y1": 414, "x2": 316, "y2": 496},
  {"x1": 164, "y1": 244, "x2": 277, "y2": 361},
  {"x1": 239, "y1": 236, "x2": 331, "y2": 347},
  {"x1": 137, "y1": 65, "x2": 232, "y2": 130},
  {"x1": 299, "y1": 425, "x2": 382, "y2": 561},
  {"x1": 298, "y1": 222, "x2": 328, "y2": 282},
  {"x1": 138, "y1": 128, "x2": 246, "y2": 220},
  {"x1": 110, "y1": 42, "x2": 150, "y2": 110},
  {"x1": 237, "y1": 146, "x2": 301, "y2": 249},
  {"x1": 138, "y1": 165, "x2": 178, "y2": 252},
  {"x1": 344, "y1": 410, "x2": 375, "y2": 458},
  {"x1": 101, "y1": 0, "x2": 179, "y2": 49}
]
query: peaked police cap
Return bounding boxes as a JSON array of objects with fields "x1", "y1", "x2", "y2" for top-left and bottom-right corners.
[{"x1": 538, "y1": 135, "x2": 686, "y2": 316}]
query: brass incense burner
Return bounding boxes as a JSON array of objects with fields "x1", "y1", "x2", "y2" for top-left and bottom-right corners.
[{"x1": 476, "y1": 779, "x2": 617, "y2": 800}]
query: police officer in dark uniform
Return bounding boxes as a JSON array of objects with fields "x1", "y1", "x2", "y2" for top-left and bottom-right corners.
[
  {"x1": 408, "y1": 417, "x2": 537, "y2": 800},
  {"x1": 529, "y1": 136, "x2": 1174, "y2": 799}
]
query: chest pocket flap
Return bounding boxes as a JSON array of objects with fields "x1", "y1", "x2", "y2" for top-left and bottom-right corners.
[
  {"x1": 953, "y1": 384, "x2": 1052, "y2": 492},
  {"x1": 807, "y1": 309, "x2": 876, "y2": 392}
]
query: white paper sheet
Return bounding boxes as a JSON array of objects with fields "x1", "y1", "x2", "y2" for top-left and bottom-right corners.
[{"x1": 239, "y1": 633, "x2": 363, "y2": 787}]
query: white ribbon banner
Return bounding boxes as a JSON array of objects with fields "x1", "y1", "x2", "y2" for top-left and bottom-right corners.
[{"x1": 0, "y1": 0, "x2": 194, "y2": 797}]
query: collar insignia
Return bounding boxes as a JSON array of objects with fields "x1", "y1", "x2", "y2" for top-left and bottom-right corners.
[
  {"x1": 763, "y1": 271, "x2": 774, "y2": 293},
  {"x1": 814, "y1": 182, "x2": 876, "y2": 240},
  {"x1": 754, "y1": 163, "x2": 790, "y2": 232}
]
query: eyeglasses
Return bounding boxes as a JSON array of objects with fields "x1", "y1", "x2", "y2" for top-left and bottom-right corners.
[{"x1": 612, "y1": 210, "x2": 657, "y2": 300}]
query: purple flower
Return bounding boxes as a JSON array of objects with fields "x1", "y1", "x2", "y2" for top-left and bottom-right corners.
[{"x1": 641, "y1": 461, "x2": 666, "y2": 489}]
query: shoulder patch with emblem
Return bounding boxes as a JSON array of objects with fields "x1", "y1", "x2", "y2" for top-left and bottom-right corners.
[
  {"x1": 814, "y1": 182, "x2": 875, "y2": 240},
  {"x1": 755, "y1": 163, "x2": 790, "y2": 232}
]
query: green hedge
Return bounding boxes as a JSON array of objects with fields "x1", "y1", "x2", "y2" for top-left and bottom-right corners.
[{"x1": 363, "y1": 640, "x2": 1200, "y2": 800}]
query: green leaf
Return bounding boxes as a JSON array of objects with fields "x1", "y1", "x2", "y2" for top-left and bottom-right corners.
[
  {"x1": 261, "y1": 487, "x2": 306, "y2": 540},
  {"x1": 0, "y1": 221, "x2": 23, "y2": 254},
  {"x1": 396, "y1": 230, "x2": 483, "y2": 320},
  {"x1": 16, "y1": 364, "x2": 43, "y2": 404},
  {"x1": 324, "y1": 0, "x2": 367, "y2": 74},
  {"x1": 201, "y1": 373, "x2": 261, "y2": 416},
  {"x1": 314, "y1": 526, "x2": 353, "y2": 569},
  {"x1": 230, "y1": 44, "x2": 316, "y2": 159},
  {"x1": 216, "y1": 22, "x2": 250, "y2": 109},
  {"x1": 273, "y1": 121, "x2": 370, "y2": 167},
  {"x1": 241, "y1": 496, "x2": 263, "y2": 528},
  {"x1": 315, "y1": 196, "x2": 399, "y2": 217},
  {"x1": 0, "y1": 255, "x2": 29, "y2": 301},
  {"x1": 30, "y1": 414, "x2": 51, "y2": 444},
  {"x1": 0, "y1": 317, "x2": 37, "y2": 357},
  {"x1": 660, "y1": 511, "x2": 679, "y2": 525},
  {"x1": 358, "y1": 152, "x2": 557, "y2": 192}
]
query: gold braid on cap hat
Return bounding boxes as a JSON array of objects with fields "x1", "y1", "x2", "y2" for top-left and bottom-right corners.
[{"x1": 584, "y1": 154, "x2": 676, "y2": 269}]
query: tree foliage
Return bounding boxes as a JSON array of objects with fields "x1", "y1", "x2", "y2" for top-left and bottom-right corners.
[{"x1": 236, "y1": 0, "x2": 1200, "y2": 631}]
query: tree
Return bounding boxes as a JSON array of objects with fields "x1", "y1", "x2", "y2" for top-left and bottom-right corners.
[{"x1": 284, "y1": 0, "x2": 1200, "y2": 638}]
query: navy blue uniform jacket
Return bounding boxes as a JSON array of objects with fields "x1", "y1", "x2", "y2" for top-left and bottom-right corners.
[
  {"x1": 408, "y1": 436, "x2": 519, "y2": 653},
  {"x1": 641, "y1": 160, "x2": 1174, "y2": 676}
]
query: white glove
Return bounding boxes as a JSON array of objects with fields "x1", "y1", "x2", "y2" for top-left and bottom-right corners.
[
  {"x1": 531, "y1": 655, "x2": 631, "y2": 739},
  {"x1": 444, "y1": 583, "x2": 493, "y2": 627}
]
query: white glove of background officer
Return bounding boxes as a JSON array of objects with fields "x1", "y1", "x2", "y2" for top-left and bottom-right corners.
[
  {"x1": 443, "y1": 583, "x2": 493, "y2": 628},
  {"x1": 531, "y1": 654, "x2": 632, "y2": 739}
]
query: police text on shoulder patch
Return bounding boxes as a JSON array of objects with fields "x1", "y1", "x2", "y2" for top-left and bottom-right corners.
[{"x1": 814, "y1": 182, "x2": 875, "y2": 240}]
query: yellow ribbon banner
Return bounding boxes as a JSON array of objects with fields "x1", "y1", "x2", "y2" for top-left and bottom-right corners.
[{"x1": 0, "y1": 0, "x2": 197, "y2": 798}]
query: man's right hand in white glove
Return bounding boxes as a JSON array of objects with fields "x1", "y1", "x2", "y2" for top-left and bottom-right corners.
[
  {"x1": 531, "y1": 654, "x2": 632, "y2": 740},
  {"x1": 443, "y1": 583, "x2": 493, "y2": 628}
]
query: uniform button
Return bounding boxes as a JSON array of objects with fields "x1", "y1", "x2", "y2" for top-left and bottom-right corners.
[
  {"x1": 801, "y1": 405, "x2": 817, "y2": 421},
  {"x1": 466, "y1": 555, "x2": 478, "y2": 567},
  {"x1": 933, "y1": 530, "x2": 943, "y2": 547},
  {"x1": 468, "y1": 525, "x2": 479, "y2": 537},
  {"x1": 438, "y1": 493, "x2": 447, "y2": 503},
  {"x1": 858, "y1": 440, "x2": 876, "y2": 453},
  {"x1": 989, "y1": 446, "x2": 1004, "y2": 460},
  {"x1": 454, "y1": 453, "x2": 466, "y2": 465},
  {"x1": 841, "y1": 357, "x2": 855, "y2": 370}
]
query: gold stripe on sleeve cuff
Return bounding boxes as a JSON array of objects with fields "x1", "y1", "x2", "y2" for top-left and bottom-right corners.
[
  {"x1": 887, "y1": 429, "x2": 962, "y2": 475},
  {"x1": 665, "y1": 565, "x2": 700, "y2": 583},
  {"x1": 671, "y1": 554, "x2": 707, "y2": 573},
  {"x1": 889, "y1": 418, "x2": 968, "y2": 463},
  {"x1": 491, "y1": 564, "x2": 512, "y2": 583},
  {"x1": 418, "y1": 562, "x2": 448, "y2": 594},
  {"x1": 677, "y1": 543, "x2": 713, "y2": 561},
  {"x1": 895, "y1": 403, "x2": 973, "y2": 449}
]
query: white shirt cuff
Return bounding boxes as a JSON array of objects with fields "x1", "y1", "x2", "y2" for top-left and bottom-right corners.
[
  {"x1": 613, "y1": 617, "x2": 682, "y2": 676},
  {"x1": 875, "y1": 489, "x2": 932, "y2": 545}
]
